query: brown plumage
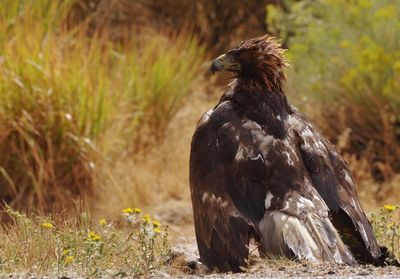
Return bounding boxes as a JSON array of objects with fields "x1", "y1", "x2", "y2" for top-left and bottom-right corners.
[{"x1": 190, "y1": 35, "x2": 389, "y2": 272}]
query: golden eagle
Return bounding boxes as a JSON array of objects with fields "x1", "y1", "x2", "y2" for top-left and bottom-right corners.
[{"x1": 189, "y1": 35, "x2": 388, "y2": 272}]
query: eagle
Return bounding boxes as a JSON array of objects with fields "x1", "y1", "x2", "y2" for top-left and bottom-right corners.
[{"x1": 189, "y1": 35, "x2": 389, "y2": 272}]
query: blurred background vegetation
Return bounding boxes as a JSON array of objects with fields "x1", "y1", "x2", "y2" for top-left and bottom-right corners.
[
  {"x1": 267, "y1": 0, "x2": 400, "y2": 204},
  {"x1": 0, "y1": 0, "x2": 398, "y2": 218}
]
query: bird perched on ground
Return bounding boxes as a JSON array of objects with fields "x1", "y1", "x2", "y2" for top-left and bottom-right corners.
[{"x1": 189, "y1": 35, "x2": 389, "y2": 272}]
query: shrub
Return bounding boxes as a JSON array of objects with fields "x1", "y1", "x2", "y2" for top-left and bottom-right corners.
[
  {"x1": 369, "y1": 204, "x2": 400, "y2": 262},
  {"x1": 0, "y1": 0, "x2": 204, "y2": 211},
  {"x1": 267, "y1": 0, "x2": 400, "y2": 182}
]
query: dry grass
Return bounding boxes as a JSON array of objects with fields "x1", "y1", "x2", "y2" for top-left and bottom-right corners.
[
  {"x1": 0, "y1": 0, "x2": 204, "y2": 212},
  {"x1": 96, "y1": 75, "x2": 216, "y2": 219},
  {"x1": 0, "y1": 202, "x2": 398, "y2": 276},
  {"x1": 0, "y1": 204, "x2": 171, "y2": 277}
]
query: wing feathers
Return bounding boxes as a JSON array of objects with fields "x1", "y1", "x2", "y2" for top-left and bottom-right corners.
[
  {"x1": 190, "y1": 106, "x2": 255, "y2": 271},
  {"x1": 259, "y1": 209, "x2": 355, "y2": 264},
  {"x1": 293, "y1": 110, "x2": 383, "y2": 263}
]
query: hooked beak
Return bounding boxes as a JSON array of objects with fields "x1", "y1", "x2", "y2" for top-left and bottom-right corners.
[{"x1": 211, "y1": 53, "x2": 240, "y2": 74}]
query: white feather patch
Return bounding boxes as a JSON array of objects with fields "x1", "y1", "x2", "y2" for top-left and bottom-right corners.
[
  {"x1": 344, "y1": 172, "x2": 353, "y2": 185},
  {"x1": 264, "y1": 192, "x2": 274, "y2": 209},
  {"x1": 200, "y1": 109, "x2": 213, "y2": 124},
  {"x1": 202, "y1": 192, "x2": 209, "y2": 203}
]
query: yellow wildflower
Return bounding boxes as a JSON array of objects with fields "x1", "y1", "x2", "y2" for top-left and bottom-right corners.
[
  {"x1": 63, "y1": 249, "x2": 70, "y2": 256},
  {"x1": 153, "y1": 220, "x2": 160, "y2": 228},
  {"x1": 88, "y1": 231, "x2": 101, "y2": 241},
  {"x1": 98, "y1": 218, "x2": 107, "y2": 226},
  {"x1": 142, "y1": 214, "x2": 151, "y2": 224},
  {"x1": 64, "y1": 255, "x2": 74, "y2": 265},
  {"x1": 134, "y1": 207, "x2": 142, "y2": 214},
  {"x1": 92, "y1": 235, "x2": 101, "y2": 241},
  {"x1": 41, "y1": 222, "x2": 54, "y2": 229},
  {"x1": 154, "y1": 227, "x2": 161, "y2": 234},
  {"x1": 387, "y1": 222, "x2": 395, "y2": 229},
  {"x1": 383, "y1": 204, "x2": 396, "y2": 212},
  {"x1": 122, "y1": 207, "x2": 133, "y2": 214}
]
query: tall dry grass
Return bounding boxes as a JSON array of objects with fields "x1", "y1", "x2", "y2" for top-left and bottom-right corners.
[{"x1": 0, "y1": 0, "x2": 205, "y2": 212}]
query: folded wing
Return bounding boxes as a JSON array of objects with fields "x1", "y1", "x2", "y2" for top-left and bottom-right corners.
[{"x1": 292, "y1": 109, "x2": 383, "y2": 264}]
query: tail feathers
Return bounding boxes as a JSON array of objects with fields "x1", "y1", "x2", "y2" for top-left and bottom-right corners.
[
  {"x1": 259, "y1": 211, "x2": 356, "y2": 264},
  {"x1": 303, "y1": 213, "x2": 356, "y2": 265},
  {"x1": 331, "y1": 209, "x2": 398, "y2": 266}
]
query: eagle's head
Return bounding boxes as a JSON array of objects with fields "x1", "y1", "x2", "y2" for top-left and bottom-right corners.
[{"x1": 211, "y1": 35, "x2": 288, "y2": 91}]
